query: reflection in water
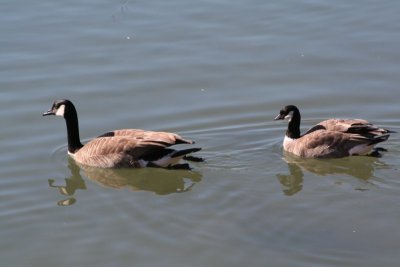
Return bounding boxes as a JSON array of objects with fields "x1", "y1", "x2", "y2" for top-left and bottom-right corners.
[
  {"x1": 277, "y1": 152, "x2": 382, "y2": 196},
  {"x1": 49, "y1": 159, "x2": 202, "y2": 206},
  {"x1": 276, "y1": 163, "x2": 304, "y2": 196},
  {"x1": 48, "y1": 161, "x2": 86, "y2": 206}
]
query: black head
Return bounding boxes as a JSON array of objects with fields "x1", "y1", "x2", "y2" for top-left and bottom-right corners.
[
  {"x1": 43, "y1": 99, "x2": 75, "y2": 118},
  {"x1": 274, "y1": 105, "x2": 300, "y2": 121}
]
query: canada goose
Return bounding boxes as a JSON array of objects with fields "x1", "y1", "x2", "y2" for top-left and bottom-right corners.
[
  {"x1": 274, "y1": 105, "x2": 392, "y2": 158},
  {"x1": 43, "y1": 99, "x2": 202, "y2": 169}
]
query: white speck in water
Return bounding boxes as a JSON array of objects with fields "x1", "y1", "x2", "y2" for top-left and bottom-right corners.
[{"x1": 126, "y1": 36, "x2": 131, "y2": 40}]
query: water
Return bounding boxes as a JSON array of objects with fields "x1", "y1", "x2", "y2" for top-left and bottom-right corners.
[{"x1": 1, "y1": 0, "x2": 400, "y2": 266}]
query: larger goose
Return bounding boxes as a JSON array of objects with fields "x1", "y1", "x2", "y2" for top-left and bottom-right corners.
[
  {"x1": 274, "y1": 105, "x2": 392, "y2": 158},
  {"x1": 43, "y1": 99, "x2": 202, "y2": 169}
]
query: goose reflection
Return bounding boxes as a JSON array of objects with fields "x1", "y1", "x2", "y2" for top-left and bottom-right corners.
[
  {"x1": 277, "y1": 152, "x2": 382, "y2": 196},
  {"x1": 48, "y1": 160, "x2": 85, "y2": 206},
  {"x1": 276, "y1": 162, "x2": 304, "y2": 196},
  {"x1": 49, "y1": 159, "x2": 202, "y2": 206}
]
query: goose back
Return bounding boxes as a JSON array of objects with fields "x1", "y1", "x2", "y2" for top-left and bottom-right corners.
[
  {"x1": 97, "y1": 129, "x2": 194, "y2": 145},
  {"x1": 305, "y1": 118, "x2": 391, "y2": 137}
]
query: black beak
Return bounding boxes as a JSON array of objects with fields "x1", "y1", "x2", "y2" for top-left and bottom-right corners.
[
  {"x1": 274, "y1": 114, "x2": 285, "y2": 120},
  {"x1": 43, "y1": 109, "x2": 55, "y2": 116}
]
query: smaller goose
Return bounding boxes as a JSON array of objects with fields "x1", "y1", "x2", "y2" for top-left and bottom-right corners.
[
  {"x1": 274, "y1": 105, "x2": 392, "y2": 158},
  {"x1": 43, "y1": 99, "x2": 202, "y2": 169}
]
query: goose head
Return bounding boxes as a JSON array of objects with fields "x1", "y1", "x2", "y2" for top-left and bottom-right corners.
[
  {"x1": 274, "y1": 105, "x2": 301, "y2": 139},
  {"x1": 274, "y1": 105, "x2": 300, "y2": 122},
  {"x1": 43, "y1": 99, "x2": 76, "y2": 118},
  {"x1": 43, "y1": 99, "x2": 83, "y2": 153}
]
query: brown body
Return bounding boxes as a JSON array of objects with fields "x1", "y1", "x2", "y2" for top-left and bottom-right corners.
[{"x1": 70, "y1": 130, "x2": 196, "y2": 168}]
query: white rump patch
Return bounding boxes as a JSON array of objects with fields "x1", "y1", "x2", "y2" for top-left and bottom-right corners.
[
  {"x1": 153, "y1": 152, "x2": 182, "y2": 167},
  {"x1": 349, "y1": 144, "x2": 373, "y2": 156},
  {"x1": 55, "y1": 104, "x2": 66, "y2": 117},
  {"x1": 139, "y1": 155, "x2": 180, "y2": 168}
]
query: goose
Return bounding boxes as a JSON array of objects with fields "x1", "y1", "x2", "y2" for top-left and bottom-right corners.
[
  {"x1": 43, "y1": 99, "x2": 203, "y2": 169},
  {"x1": 274, "y1": 105, "x2": 392, "y2": 158}
]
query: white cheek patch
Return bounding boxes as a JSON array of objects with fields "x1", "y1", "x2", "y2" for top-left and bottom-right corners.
[
  {"x1": 284, "y1": 111, "x2": 294, "y2": 121},
  {"x1": 55, "y1": 104, "x2": 66, "y2": 117}
]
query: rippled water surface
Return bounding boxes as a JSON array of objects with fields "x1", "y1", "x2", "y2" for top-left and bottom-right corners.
[{"x1": 1, "y1": 0, "x2": 400, "y2": 266}]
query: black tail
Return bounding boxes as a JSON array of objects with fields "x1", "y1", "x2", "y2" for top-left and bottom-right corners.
[{"x1": 171, "y1": 148, "x2": 201, "y2": 158}]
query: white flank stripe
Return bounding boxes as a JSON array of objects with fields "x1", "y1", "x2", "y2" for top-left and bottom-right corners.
[{"x1": 349, "y1": 144, "x2": 372, "y2": 155}]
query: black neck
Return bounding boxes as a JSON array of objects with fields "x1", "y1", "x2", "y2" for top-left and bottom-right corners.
[
  {"x1": 64, "y1": 106, "x2": 83, "y2": 153},
  {"x1": 286, "y1": 109, "x2": 301, "y2": 139}
]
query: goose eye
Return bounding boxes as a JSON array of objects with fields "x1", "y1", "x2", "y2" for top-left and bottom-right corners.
[{"x1": 54, "y1": 102, "x2": 62, "y2": 109}]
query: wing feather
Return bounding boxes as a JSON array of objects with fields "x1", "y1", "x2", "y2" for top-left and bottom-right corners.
[
  {"x1": 305, "y1": 119, "x2": 390, "y2": 137},
  {"x1": 98, "y1": 129, "x2": 194, "y2": 145}
]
